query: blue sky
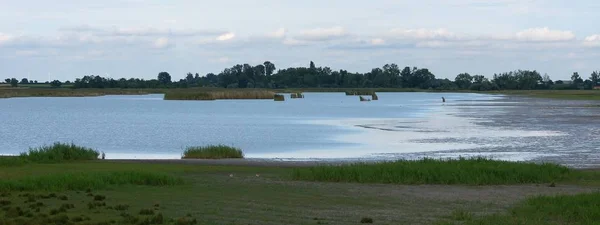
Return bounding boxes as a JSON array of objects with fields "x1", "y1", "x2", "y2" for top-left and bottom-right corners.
[{"x1": 1, "y1": 0, "x2": 599, "y2": 81}]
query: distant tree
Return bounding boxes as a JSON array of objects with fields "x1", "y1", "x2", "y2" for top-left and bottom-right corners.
[
  {"x1": 556, "y1": 80, "x2": 564, "y2": 85},
  {"x1": 29, "y1": 80, "x2": 33, "y2": 84},
  {"x1": 34, "y1": 80, "x2": 38, "y2": 84},
  {"x1": 10, "y1": 78, "x2": 18, "y2": 87},
  {"x1": 542, "y1": 73, "x2": 553, "y2": 84},
  {"x1": 571, "y1": 72, "x2": 583, "y2": 84},
  {"x1": 157, "y1": 72, "x2": 172, "y2": 85},
  {"x1": 472, "y1": 75, "x2": 487, "y2": 84},
  {"x1": 310, "y1": 61, "x2": 316, "y2": 71},
  {"x1": 64, "y1": 80, "x2": 71, "y2": 84},
  {"x1": 264, "y1": 61, "x2": 276, "y2": 77},
  {"x1": 4, "y1": 78, "x2": 9, "y2": 84},
  {"x1": 454, "y1": 73, "x2": 473, "y2": 89},
  {"x1": 590, "y1": 71, "x2": 599, "y2": 86},
  {"x1": 20, "y1": 78, "x2": 29, "y2": 84},
  {"x1": 50, "y1": 80, "x2": 62, "y2": 88},
  {"x1": 185, "y1": 73, "x2": 194, "y2": 84}
]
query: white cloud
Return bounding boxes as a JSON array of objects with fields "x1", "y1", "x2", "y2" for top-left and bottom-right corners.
[
  {"x1": 217, "y1": 57, "x2": 230, "y2": 63},
  {"x1": 267, "y1": 28, "x2": 286, "y2": 38},
  {"x1": 297, "y1": 26, "x2": 347, "y2": 41},
  {"x1": 370, "y1": 38, "x2": 385, "y2": 45},
  {"x1": 153, "y1": 37, "x2": 170, "y2": 48},
  {"x1": 0, "y1": 33, "x2": 13, "y2": 45},
  {"x1": 390, "y1": 28, "x2": 460, "y2": 40},
  {"x1": 216, "y1": 32, "x2": 235, "y2": 41},
  {"x1": 62, "y1": 25, "x2": 225, "y2": 37},
  {"x1": 515, "y1": 27, "x2": 575, "y2": 42},
  {"x1": 583, "y1": 34, "x2": 600, "y2": 47},
  {"x1": 282, "y1": 38, "x2": 308, "y2": 46}
]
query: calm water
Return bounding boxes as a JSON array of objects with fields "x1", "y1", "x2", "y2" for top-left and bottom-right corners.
[{"x1": 1, "y1": 92, "x2": 599, "y2": 167}]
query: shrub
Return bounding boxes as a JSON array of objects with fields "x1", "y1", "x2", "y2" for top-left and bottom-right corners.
[
  {"x1": 182, "y1": 145, "x2": 244, "y2": 159},
  {"x1": 20, "y1": 142, "x2": 99, "y2": 162}
]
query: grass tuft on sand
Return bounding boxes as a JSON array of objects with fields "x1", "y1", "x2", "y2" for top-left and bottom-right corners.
[
  {"x1": 291, "y1": 157, "x2": 576, "y2": 185},
  {"x1": 274, "y1": 94, "x2": 285, "y2": 101},
  {"x1": 0, "y1": 171, "x2": 183, "y2": 192},
  {"x1": 181, "y1": 145, "x2": 244, "y2": 159},
  {"x1": 20, "y1": 142, "x2": 100, "y2": 163}
]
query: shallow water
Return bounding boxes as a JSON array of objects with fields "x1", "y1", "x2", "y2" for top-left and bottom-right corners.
[{"x1": 1, "y1": 92, "x2": 599, "y2": 167}]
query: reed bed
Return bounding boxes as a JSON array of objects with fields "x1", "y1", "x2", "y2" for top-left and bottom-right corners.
[
  {"x1": 371, "y1": 93, "x2": 379, "y2": 100},
  {"x1": 164, "y1": 90, "x2": 276, "y2": 100},
  {"x1": 290, "y1": 92, "x2": 304, "y2": 99},
  {"x1": 20, "y1": 142, "x2": 100, "y2": 163},
  {"x1": 0, "y1": 171, "x2": 184, "y2": 191},
  {"x1": 345, "y1": 90, "x2": 375, "y2": 96},
  {"x1": 359, "y1": 96, "x2": 371, "y2": 101},
  {"x1": 181, "y1": 145, "x2": 244, "y2": 159},
  {"x1": 274, "y1": 94, "x2": 285, "y2": 101},
  {"x1": 291, "y1": 157, "x2": 575, "y2": 185}
]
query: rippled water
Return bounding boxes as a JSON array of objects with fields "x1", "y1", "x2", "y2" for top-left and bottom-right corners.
[{"x1": 1, "y1": 92, "x2": 599, "y2": 167}]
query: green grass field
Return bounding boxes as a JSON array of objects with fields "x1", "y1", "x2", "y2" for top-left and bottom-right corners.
[{"x1": 1, "y1": 156, "x2": 600, "y2": 224}]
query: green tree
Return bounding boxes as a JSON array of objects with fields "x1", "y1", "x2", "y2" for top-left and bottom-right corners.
[
  {"x1": 454, "y1": 73, "x2": 473, "y2": 89},
  {"x1": 590, "y1": 71, "x2": 599, "y2": 86},
  {"x1": 4, "y1": 78, "x2": 9, "y2": 83},
  {"x1": 10, "y1": 78, "x2": 18, "y2": 87},
  {"x1": 20, "y1": 78, "x2": 29, "y2": 84},
  {"x1": 264, "y1": 61, "x2": 276, "y2": 77},
  {"x1": 50, "y1": 80, "x2": 62, "y2": 88},
  {"x1": 157, "y1": 72, "x2": 172, "y2": 85},
  {"x1": 571, "y1": 72, "x2": 583, "y2": 84}
]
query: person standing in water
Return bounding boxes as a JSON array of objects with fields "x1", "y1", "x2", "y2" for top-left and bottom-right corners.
[{"x1": 442, "y1": 97, "x2": 446, "y2": 103}]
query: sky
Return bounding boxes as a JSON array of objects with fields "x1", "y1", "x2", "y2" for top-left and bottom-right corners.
[{"x1": 0, "y1": 0, "x2": 599, "y2": 82}]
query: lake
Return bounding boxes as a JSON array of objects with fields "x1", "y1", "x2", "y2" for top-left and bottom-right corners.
[{"x1": 1, "y1": 92, "x2": 599, "y2": 167}]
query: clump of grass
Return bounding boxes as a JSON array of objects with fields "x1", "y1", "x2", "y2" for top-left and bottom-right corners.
[
  {"x1": 182, "y1": 145, "x2": 244, "y2": 159},
  {"x1": 58, "y1": 195, "x2": 68, "y2": 201},
  {"x1": 292, "y1": 157, "x2": 575, "y2": 185},
  {"x1": 0, "y1": 156, "x2": 29, "y2": 167},
  {"x1": 0, "y1": 171, "x2": 184, "y2": 192},
  {"x1": 371, "y1": 92, "x2": 378, "y2": 100},
  {"x1": 274, "y1": 94, "x2": 285, "y2": 101},
  {"x1": 451, "y1": 209, "x2": 473, "y2": 221},
  {"x1": 346, "y1": 90, "x2": 374, "y2": 96},
  {"x1": 139, "y1": 208, "x2": 154, "y2": 215},
  {"x1": 94, "y1": 195, "x2": 106, "y2": 201},
  {"x1": 290, "y1": 92, "x2": 304, "y2": 99},
  {"x1": 461, "y1": 192, "x2": 600, "y2": 225},
  {"x1": 360, "y1": 217, "x2": 374, "y2": 223},
  {"x1": 114, "y1": 204, "x2": 129, "y2": 211},
  {"x1": 20, "y1": 142, "x2": 99, "y2": 163}
]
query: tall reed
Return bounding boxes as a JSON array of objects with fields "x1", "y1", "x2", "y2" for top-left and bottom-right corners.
[
  {"x1": 182, "y1": 145, "x2": 244, "y2": 159},
  {"x1": 292, "y1": 157, "x2": 574, "y2": 185}
]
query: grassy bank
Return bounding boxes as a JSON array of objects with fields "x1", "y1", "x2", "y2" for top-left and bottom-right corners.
[
  {"x1": 181, "y1": 145, "x2": 244, "y2": 159},
  {"x1": 292, "y1": 158, "x2": 580, "y2": 185},
  {"x1": 20, "y1": 142, "x2": 100, "y2": 163},
  {"x1": 164, "y1": 90, "x2": 276, "y2": 100},
  {"x1": 0, "y1": 158, "x2": 598, "y2": 224},
  {"x1": 0, "y1": 88, "x2": 154, "y2": 98}
]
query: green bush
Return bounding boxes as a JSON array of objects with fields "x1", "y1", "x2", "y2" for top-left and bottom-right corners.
[
  {"x1": 182, "y1": 145, "x2": 244, "y2": 159},
  {"x1": 20, "y1": 143, "x2": 99, "y2": 163},
  {"x1": 292, "y1": 157, "x2": 574, "y2": 185}
]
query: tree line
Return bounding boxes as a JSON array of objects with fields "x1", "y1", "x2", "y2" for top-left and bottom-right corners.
[{"x1": 3, "y1": 61, "x2": 600, "y2": 90}]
